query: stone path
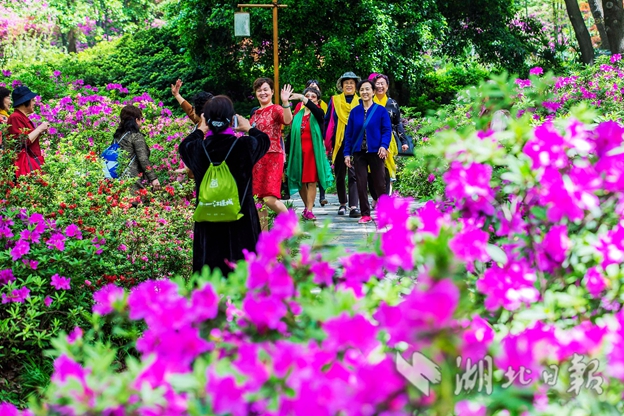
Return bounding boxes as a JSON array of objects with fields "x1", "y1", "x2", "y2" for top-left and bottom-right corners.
[{"x1": 285, "y1": 191, "x2": 423, "y2": 254}]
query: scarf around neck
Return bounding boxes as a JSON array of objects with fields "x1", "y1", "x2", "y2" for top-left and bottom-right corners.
[
  {"x1": 331, "y1": 93, "x2": 359, "y2": 162},
  {"x1": 373, "y1": 94, "x2": 388, "y2": 108}
]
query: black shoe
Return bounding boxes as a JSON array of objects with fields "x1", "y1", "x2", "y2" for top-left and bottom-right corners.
[
  {"x1": 320, "y1": 198, "x2": 328, "y2": 206},
  {"x1": 338, "y1": 205, "x2": 347, "y2": 215},
  {"x1": 349, "y1": 208, "x2": 361, "y2": 218}
]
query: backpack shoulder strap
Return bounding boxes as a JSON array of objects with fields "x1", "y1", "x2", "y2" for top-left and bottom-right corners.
[
  {"x1": 202, "y1": 135, "x2": 239, "y2": 165},
  {"x1": 114, "y1": 131, "x2": 131, "y2": 145}
]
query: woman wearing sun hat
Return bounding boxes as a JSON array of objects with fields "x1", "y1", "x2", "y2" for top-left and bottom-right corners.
[
  {"x1": 7, "y1": 86, "x2": 50, "y2": 176},
  {"x1": 325, "y1": 71, "x2": 361, "y2": 217}
]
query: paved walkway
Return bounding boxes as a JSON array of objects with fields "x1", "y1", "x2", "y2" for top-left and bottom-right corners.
[{"x1": 285, "y1": 192, "x2": 422, "y2": 254}]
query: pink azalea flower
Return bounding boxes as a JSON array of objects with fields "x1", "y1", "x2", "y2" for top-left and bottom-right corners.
[
  {"x1": 322, "y1": 313, "x2": 379, "y2": 355},
  {"x1": 67, "y1": 326, "x2": 83, "y2": 344},
  {"x1": 529, "y1": 66, "x2": 544, "y2": 76},
  {"x1": 206, "y1": 370, "x2": 248, "y2": 416},
  {"x1": 444, "y1": 161, "x2": 495, "y2": 216},
  {"x1": 460, "y1": 315, "x2": 495, "y2": 363},
  {"x1": 52, "y1": 354, "x2": 89, "y2": 386},
  {"x1": 476, "y1": 259, "x2": 539, "y2": 311},
  {"x1": 523, "y1": 122, "x2": 568, "y2": 169},
  {"x1": 536, "y1": 224, "x2": 571, "y2": 272},
  {"x1": 0, "y1": 268, "x2": 15, "y2": 285},
  {"x1": 375, "y1": 278, "x2": 459, "y2": 347},
  {"x1": 190, "y1": 283, "x2": 219, "y2": 322},
  {"x1": 92, "y1": 283, "x2": 125, "y2": 315},
  {"x1": 64, "y1": 224, "x2": 82, "y2": 239},
  {"x1": 46, "y1": 233, "x2": 66, "y2": 251},
  {"x1": 340, "y1": 253, "x2": 385, "y2": 296},
  {"x1": 449, "y1": 226, "x2": 490, "y2": 263},
  {"x1": 416, "y1": 200, "x2": 445, "y2": 236},
  {"x1": 51, "y1": 274, "x2": 71, "y2": 290},
  {"x1": 44, "y1": 296, "x2": 53, "y2": 307},
  {"x1": 310, "y1": 261, "x2": 335, "y2": 286},
  {"x1": 1, "y1": 286, "x2": 30, "y2": 304},
  {"x1": 584, "y1": 267, "x2": 608, "y2": 297},
  {"x1": 455, "y1": 401, "x2": 487, "y2": 416},
  {"x1": 10, "y1": 239, "x2": 30, "y2": 261},
  {"x1": 242, "y1": 293, "x2": 287, "y2": 332}
]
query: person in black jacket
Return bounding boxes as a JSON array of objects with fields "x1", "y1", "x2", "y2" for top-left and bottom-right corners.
[{"x1": 179, "y1": 95, "x2": 270, "y2": 276}]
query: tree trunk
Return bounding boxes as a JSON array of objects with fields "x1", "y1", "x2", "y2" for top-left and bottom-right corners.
[
  {"x1": 67, "y1": 29, "x2": 77, "y2": 53},
  {"x1": 588, "y1": 0, "x2": 611, "y2": 49},
  {"x1": 564, "y1": 0, "x2": 595, "y2": 63},
  {"x1": 602, "y1": 0, "x2": 624, "y2": 54}
]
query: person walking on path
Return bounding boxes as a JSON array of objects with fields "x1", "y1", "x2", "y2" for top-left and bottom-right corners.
[
  {"x1": 294, "y1": 80, "x2": 330, "y2": 207},
  {"x1": 325, "y1": 72, "x2": 361, "y2": 218},
  {"x1": 179, "y1": 96, "x2": 270, "y2": 276},
  {"x1": 8, "y1": 86, "x2": 49, "y2": 176},
  {"x1": 113, "y1": 105, "x2": 161, "y2": 194},
  {"x1": 343, "y1": 79, "x2": 392, "y2": 224},
  {"x1": 249, "y1": 77, "x2": 293, "y2": 230},
  {"x1": 287, "y1": 87, "x2": 333, "y2": 220},
  {"x1": 369, "y1": 73, "x2": 410, "y2": 204}
]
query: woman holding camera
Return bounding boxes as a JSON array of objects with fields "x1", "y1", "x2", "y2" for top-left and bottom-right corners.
[{"x1": 179, "y1": 95, "x2": 270, "y2": 276}]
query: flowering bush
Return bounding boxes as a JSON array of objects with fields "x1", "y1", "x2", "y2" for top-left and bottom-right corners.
[
  {"x1": 4, "y1": 106, "x2": 624, "y2": 413},
  {"x1": 0, "y1": 71, "x2": 196, "y2": 403}
]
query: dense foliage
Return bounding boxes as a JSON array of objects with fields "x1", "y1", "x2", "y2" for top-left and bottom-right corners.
[{"x1": 0, "y1": 70, "x2": 196, "y2": 404}]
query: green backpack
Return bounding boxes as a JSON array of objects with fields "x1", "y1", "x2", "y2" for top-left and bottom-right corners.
[{"x1": 193, "y1": 137, "x2": 249, "y2": 223}]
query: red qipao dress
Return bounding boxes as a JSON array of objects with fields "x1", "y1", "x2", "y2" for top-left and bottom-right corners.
[{"x1": 250, "y1": 104, "x2": 286, "y2": 199}]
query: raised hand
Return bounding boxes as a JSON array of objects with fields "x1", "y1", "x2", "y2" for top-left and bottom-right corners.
[
  {"x1": 171, "y1": 79, "x2": 182, "y2": 96},
  {"x1": 289, "y1": 93, "x2": 304, "y2": 101},
  {"x1": 280, "y1": 84, "x2": 294, "y2": 104}
]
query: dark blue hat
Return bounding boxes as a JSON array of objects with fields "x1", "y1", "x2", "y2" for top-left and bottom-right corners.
[{"x1": 12, "y1": 86, "x2": 37, "y2": 107}]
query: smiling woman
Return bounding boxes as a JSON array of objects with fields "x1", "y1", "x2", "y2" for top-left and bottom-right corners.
[{"x1": 249, "y1": 77, "x2": 293, "y2": 230}]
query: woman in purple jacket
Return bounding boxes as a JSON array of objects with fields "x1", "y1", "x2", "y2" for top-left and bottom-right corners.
[{"x1": 343, "y1": 79, "x2": 392, "y2": 224}]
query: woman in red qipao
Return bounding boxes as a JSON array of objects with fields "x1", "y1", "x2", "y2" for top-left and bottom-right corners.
[{"x1": 250, "y1": 77, "x2": 293, "y2": 230}]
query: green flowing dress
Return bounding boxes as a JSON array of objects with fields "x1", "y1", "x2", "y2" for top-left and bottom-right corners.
[{"x1": 287, "y1": 100, "x2": 333, "y2": 196}]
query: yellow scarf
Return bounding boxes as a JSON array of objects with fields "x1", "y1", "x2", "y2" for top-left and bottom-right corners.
[
  {"x1": 331, "y1": 93, "x2": 359, "y2": 163},
  {"x1": 373, "y1": 95, "x2": 398, "y2": 179},
  {"x1": 0, "y1": 109, "x2": 8, "y2": 121}
]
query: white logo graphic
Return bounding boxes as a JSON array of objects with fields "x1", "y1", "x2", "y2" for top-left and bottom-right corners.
[
  {"x1": 209, "y1": 179, "x2": 219, "y2": 188},
  {"x1": 396, "y1": 352, "x2": 441, "y2": 396}
]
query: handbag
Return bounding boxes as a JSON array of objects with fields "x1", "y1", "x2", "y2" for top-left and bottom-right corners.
[
  {"x1": 15, "y1": 144, "x2": 42, "y2": 177},
  {"x1": 396, "y1": 132, "x2": 415, "y2": 157}
]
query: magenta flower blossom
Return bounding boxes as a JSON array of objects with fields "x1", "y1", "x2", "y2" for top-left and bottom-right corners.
[
  {"x1": 51, "y1": 274, "x2": 71, "y2": 290},
  {"x1": 0, "y1": 269, "x2": 15, "y2": 286},
  {"x1": 375, "y1": 278, "x2": 459, "y2": 347},
  {"x1": 28, "y1": 212, "x2": 44, "y2": 225},
  {"x1": 455, "y1": 401, "x2": 487, "y2": 416},
  {"x1": 190, "y1": 283, "x2": 219, "y2": 322},
  {"x1": 460, "y1": 315, "x2": 495, "y2": 363},
  {"x1": 449, "y1": 226, "x2": 490, "y2": 263},
  {"x1": 67, "y1": 327, "x2": 83, "y2": 344},
  {"x1": 340, "y1": 253, "x2": 385, "y2": 296},
  {"x1": 46, "y1": 233, "x2": 66, "y2": 251},
  {"x1": 444, "y1": 161, "x2": 495, "y2": 216},
  {"x1": 93, "y1": 283, "x2": 125, "y2": 315},
  {"x1": 523, "y1": 122, "x2": 568, "y2": 169},
  {"x1": 51, "y1": 354, "x2": 89, "y2": 386},
  {"x1": 529, "y1": 67, "x2": 544, "y2": 76},
  {"x1": 242, "y1": 293, "x2": 287, "y2": 332},
  {"x1": 515, "y1": 78, "x2": 532, "y2": 88},
  {"x1": 584, "y1": 267, "x2": 608, "y2": 297},
  {"x1": 536, "y1": 224, "x2": 571, "y2": 272},
  {"x1": 206, "y1": 370, "x2": 247, "y2": 416},
  {"x1": 322, "y1": 313, "x2": 379, "y2": 355},
  {"x1": 310, "y1": 261, "x2": 335, "y2": 286},
  {"x1": 416, "y1": 201, "x2": 445, "y2": 236},
  {"x1": 64, "y1": 224, "x2": 82, "y2": 239},
  {"x1": 611, "y1": 53, "x2": 622, "y2": 63},
  {"x1": 428, "y1": 173, "x2": 435, "y2": 182},
  {"x1": 10, "y1": 239, "x2": 30, "y2": 261},
  {"x1": 2, "y1": 287, "x2": 30, "y2": 303},
  {"x1": 44, "y1": 296, "x2": 53, "y2": 307},
  {"x1": 476, "y1": 259, "x2": 539, "y2": 311}
]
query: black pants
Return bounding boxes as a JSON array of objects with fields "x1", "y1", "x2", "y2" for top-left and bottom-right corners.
[
  {"x1": 319, "y1": 183, "x2": 325, "y2": 201},
  {"x1": 334, "y1": 143, "x2": 358, "y2": 207},
  {"x1": 369, "y1": 167, "x2": 391, "y2": 201},
  {"x1": 354, "y1": 152, "x2": 386, "y2": 217}
]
